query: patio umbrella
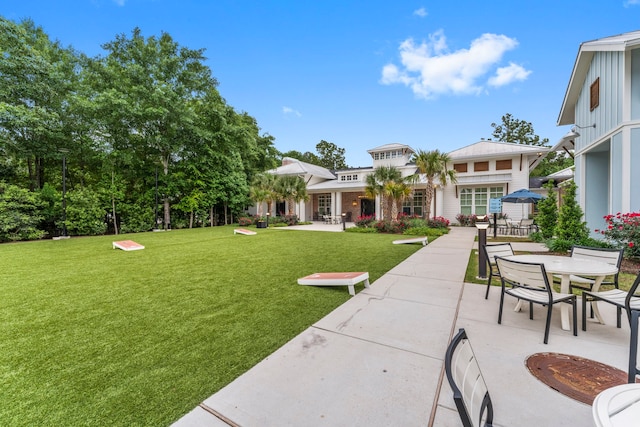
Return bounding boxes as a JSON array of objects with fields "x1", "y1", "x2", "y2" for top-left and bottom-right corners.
[{"x1": 501, "y1": 188, "x2": 544, "y2": 217}]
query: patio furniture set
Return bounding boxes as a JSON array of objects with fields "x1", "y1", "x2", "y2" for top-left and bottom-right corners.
[{"x1": 447, "y1": 244, "x2": 640, "y2": 426}]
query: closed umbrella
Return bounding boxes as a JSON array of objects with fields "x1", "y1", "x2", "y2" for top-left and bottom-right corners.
[{"x1": 501, "y1": 188, "x2": 544, "y2": 218}]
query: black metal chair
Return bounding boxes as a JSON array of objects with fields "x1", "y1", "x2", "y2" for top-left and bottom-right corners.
[
  {"x1": 581, "y1": 272, "x2": 640, "y2": 383},
  {"x1": 445, "y1": 328, "x2": 494, "y2": 427},
  {"x1": 495, "y1": 256, "x2": 577, "y2": 344},
  {"x1": 482, "y1": 243, "x2": 514, "y2": 300}
]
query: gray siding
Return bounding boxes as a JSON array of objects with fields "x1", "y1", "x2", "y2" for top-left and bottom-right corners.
[
  {"x1": 611, "y1": 131, "x2": 623, "y2": 213},
  {"x1": 632, "y1": 128, "x2": 640, "y2": 211},
  {"x1": 632, "y1": 49, "x2": 640, "y2": 120},
  {"x1": 575, "y1": 51, "x2": 623, "y2": 151}
]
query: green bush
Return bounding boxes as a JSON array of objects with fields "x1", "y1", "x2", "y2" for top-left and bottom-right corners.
[
  {"x1": 65, "y1": 187, "x2": 108, "y2": 236},
  {"x1": 119, "y1": 201, "x2": 154, "y2": 233},
  {"x1": 0, "y1": 182, "x2": 46, "y2": 242}
]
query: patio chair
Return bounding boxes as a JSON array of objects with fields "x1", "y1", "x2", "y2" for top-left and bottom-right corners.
[
  {"x1": 495, "y1": 218, "x2": 509, "y2": 235},
  {"x1": 567, "y1": 246, "x2": 624, "y2": 293},
  {"x1": 581, "y1": 272, "x2": 640, "y2": 383},
  {"x1": 445, "y1": 328, "x2": 494, "y2": 427},
  {"x1": 495, "y1": 256, "x2": 577, "y2": 344},
  {"x1": 482, "y1": 243, "x2": 514, "y2": 299},
  {"x1": 514, "y1": 218, "x2": 535, "y2": 235}
]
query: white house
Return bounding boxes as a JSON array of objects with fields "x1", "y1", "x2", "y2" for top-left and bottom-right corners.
[
  {"x1": 557, "y1": 30, "x2": 640, "y2": 234},
  {"x1": 259, "y1": 141, "x2": 547, "y2": 224}
]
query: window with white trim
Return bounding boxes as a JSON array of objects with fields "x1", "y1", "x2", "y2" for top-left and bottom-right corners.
[{"x1": 318, "y1": 194, "x2": 331, "y2": 215}]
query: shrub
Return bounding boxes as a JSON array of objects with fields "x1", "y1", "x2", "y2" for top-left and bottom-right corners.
[
  {"x1": 344, "y1": 226, "x2": 378, "y2": 233},
  {"x1": 555, "y1": 181, "x2": 589, "y2": 243},
  {"x1": 354, "y1": 214, "x2": 375, "y2": 228},
  {"x1": 536, "y1": 180, "x2": 558, "y2": 239},
  {"x1": 428, "y1": 216, "x2": 450, "y2": 228},
  {"x1": 238, "y1": 216, "x2": 253, "y2": 226},
  {"x1": 119, "y1": 201, "x2": 154, "y2": 233},
  {"x1": 596, "y1": 212, "x2": 640, "y2": 258},
  {"x1": 455, "y1": 214, "x2": 481, "y2": 226},
  {"x1": 0, "y1": 182, "x2": 46, "y2": 242},
  {"x1": 64, "y1": 187, "x2": 108, "y2": 236}
]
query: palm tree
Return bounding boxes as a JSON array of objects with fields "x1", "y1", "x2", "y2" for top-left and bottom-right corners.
[
  {"x1": 413, "y1": 149, "x2": 457, "y2": 219},
  {"x1": 365, "y1": 166, "x2": 402, "y2": 220},
  {"x1": 275, "y1": 175, "x2": 309, "y2": 217},
  {"x1": 384, "y1": 180, "x2": 413, "y2": 220},
  {"x1": 249, "y1": 173, "x2": 277, "y2": 216}
]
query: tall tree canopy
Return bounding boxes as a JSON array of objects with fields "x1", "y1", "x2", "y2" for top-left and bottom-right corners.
[
  {"x1": 490, "y1": 113, "x2": 573, "y2": 177},
  {"x1": 0, "y1": 17, "x2": 279, "y2": 238}
]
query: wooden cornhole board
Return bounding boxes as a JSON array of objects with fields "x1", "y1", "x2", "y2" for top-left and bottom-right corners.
[
  {"x1": 112, "y1": 240, "x2": 145, "y2": 251},
  {"x1": 392, "y1": 236, "x2": 428, "y2": 246},
  {"x1": 297, "y1": 272, "x2": 370, "y2": 296},
  {"x1": 234, "y1": 228, "x2": 257, "y2": 235}
]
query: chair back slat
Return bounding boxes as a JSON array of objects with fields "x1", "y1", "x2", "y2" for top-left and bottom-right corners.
[
  {"x1": 571, "y1": 246, "x2": 623, "y2": 267},
  {"x1": 445, "y1": 329, "x2": 493, "y2": 427},
  {"x1": 496, "y1": 257, "x2": 548, "y2": 291},
  {"x1": 483, "y1": 243, "x2": 514, "y2": 266}
]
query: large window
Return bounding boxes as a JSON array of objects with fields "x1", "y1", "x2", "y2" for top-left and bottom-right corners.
[
  {"x1": 402, "y1": 190, "x2": 423, "y2": 216},
  {"x1": 460, "y1": 186, "x2": 504, "y2": 216},
  {"x1": 474, "y1": 188, "x2": 487, "y2": 215},
  {"x1": 318, "y1": 194, "x2": 331, "y2": 215}
]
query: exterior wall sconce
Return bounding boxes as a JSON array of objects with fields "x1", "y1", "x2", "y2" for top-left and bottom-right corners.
[
  {"x1": 352, "y1": 200, "x2": 357, "y2": 206},
  {"x1": 570, "y1": 123, "x2": 596, "y2": 133}
]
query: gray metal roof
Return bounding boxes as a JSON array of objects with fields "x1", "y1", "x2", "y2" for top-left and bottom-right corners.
[
  {"x1": 447, "y1": 140, "x2": 548, "y2": 161},
  {"x1": 268, "y1": 158, "x2": 336, "y2": 180}
]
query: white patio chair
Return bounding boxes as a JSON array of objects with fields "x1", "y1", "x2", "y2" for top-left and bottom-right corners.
[
  {"x1": 495, "y1": 256, "x2": 577, "y2": 344},
  {"x1": 445, "y1": 328, "x2": 494, "y2": 427},
  {"x1": 482, "y1": 243, "x2": 514, "y2": 299}
]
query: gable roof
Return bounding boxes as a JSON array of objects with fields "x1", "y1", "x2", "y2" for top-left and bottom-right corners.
[
  {"x1": 269, "y1": 157, "x2": 336, "y2": 180},
  {"x1": 558, "y1": 30, "x2": 640, "y2": 125},
  {"x1": 447, "y1": 140, "x2": 548, "y2": 161}
]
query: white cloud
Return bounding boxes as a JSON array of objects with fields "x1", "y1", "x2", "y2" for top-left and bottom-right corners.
[
  {"x1": 413, "y1": 7, "x2": 428, "y2": 17},
  {"x1": 113, "y1": 0, "x2": 126, "y2": 5},
  {"x1": 282, "y1": 106, "x2": 301, "y2": 117},
  {"x1": 488, "y1": 62, "x2": 531, "y2": 87},
  {"x1": 624, "y1": 0, "x2": 640, "y2": 7},
  {"x1": 380, "y1": 30, "x2": 530, "y2": 99}
]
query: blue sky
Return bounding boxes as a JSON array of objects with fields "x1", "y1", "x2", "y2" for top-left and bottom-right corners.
[{"x1": 3, "y1": 1, "x2": 640, "y2": 167}]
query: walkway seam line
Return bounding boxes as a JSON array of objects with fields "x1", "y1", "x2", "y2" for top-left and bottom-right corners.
[
  {"x1": 198, "y1": 403, "x2": 242, "y2": 427},
  {"x1": 426, "y1": 278, "x2": 467, "y2": 427}
]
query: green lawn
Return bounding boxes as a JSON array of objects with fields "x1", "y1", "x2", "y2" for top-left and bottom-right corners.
[{"x1": 0, "y1": 226, "x2": 424, "y2": 426}]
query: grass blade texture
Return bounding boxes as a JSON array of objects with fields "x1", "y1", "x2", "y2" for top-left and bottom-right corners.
[{"x1": 0, "y1": 226, "x2": 422, "y2": 426}]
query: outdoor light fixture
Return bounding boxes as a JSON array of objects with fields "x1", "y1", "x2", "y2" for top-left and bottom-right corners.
[
  {"x1": 570, "y1": 123, "x2": 596, "y2": 133},
  {"x1": 352, "y1": 199, "x2": 357, "y2": 206},
  {"x1": 475, "y1": 222, "x2": 490, "y2": 279},
  {"x1": 266, "y1": 212, "x2": 270, "y2": 227},
  {"x1": 342, "y1": 212, "x2": 346, "y2": 231}
]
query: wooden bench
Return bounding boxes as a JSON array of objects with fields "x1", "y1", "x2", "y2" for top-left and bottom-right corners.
[
  {"x1": 297, "y1": 272, "x2": 370, "y2": 296},
  {"x1": 392, "y1": 236, "x2": 428, "y2": 246}
]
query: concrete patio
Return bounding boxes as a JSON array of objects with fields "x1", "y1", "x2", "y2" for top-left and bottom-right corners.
[{"x1": 173, "y1": 226, "x2": 634, "y2": 426}]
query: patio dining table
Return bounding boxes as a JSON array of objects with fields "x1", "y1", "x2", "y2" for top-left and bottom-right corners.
[{"x1": 506, "y1": 254, "x2": 619, "y2": 331}]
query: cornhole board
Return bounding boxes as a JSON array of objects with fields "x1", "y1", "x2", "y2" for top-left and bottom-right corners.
[
  {"x1": 297, "y1": 272, "x2": 370, "y2": 296},
  {"x1": 392, "y1": 236, "x2": 428, "y2": 246},
  {"x1": 112, "y1": 240, "x2": 145, "y2": 251},
  {"x1": 234, "y1": 228, "x2": 257, "y2": 235}
]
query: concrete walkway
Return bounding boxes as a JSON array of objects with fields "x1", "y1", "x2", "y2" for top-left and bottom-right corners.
[{"x1": 174, "y1": 227, "x2": 633, "y2": 426}]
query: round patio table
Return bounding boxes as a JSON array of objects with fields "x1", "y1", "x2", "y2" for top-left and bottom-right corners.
[
  {"x1": 593, "y1": 383, "x2": 640, "y2": 427},
  {"x1": 506, "y1": 255, "x2": 619, "y2": 331}
]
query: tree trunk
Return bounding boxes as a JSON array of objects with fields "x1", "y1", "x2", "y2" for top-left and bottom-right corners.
[
  {"x1": 189, "y1": 210, "x2": 194, "y2": 228},
  {"x1": 210, "y1": 206, "x2": 214, "y2": 227},
  {"x1": 425, "y1": 182, "x2": 434, "y2": 219},
  {"x1": 111, "y1": 171, "x2": 119, "y2": 235},
  {"x1": 161, "y1": 155, "x2": 171, "y2": 229},
  {"x1": 223, "y1": 202, "x2": 228, "y2": 225}
]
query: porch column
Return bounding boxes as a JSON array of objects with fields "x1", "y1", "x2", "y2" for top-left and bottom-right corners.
[{"x1": 335, "y1": 192, "x2": 342, "y2": 216}]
